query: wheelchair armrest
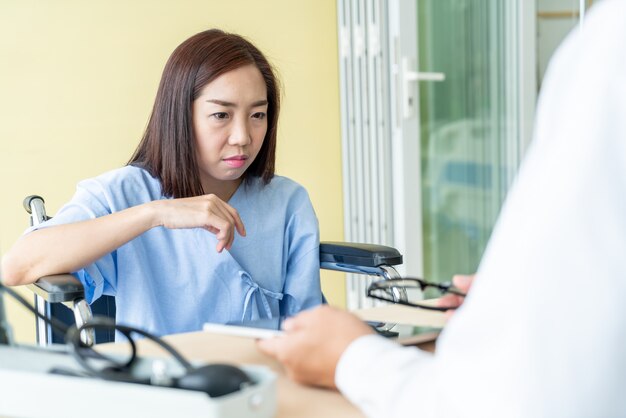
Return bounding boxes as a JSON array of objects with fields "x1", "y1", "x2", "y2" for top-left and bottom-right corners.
[
  {"x1": 27, "y1": 274, "x2": 85, "y2": 304},
  {"x1": 319, "y1": 241, "x2": 403, "y2": 267}
]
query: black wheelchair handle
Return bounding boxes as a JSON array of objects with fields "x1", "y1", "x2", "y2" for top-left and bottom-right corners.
[{"x1": 319, "y1": 241, "x2": 403, "y2": 267}]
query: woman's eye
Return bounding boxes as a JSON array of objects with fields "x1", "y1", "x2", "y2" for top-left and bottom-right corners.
[
  {"x1": 252, "y1": 112, "x2": 266, "y2": 120},
  {"x1": 211, "y1": 112, "x2": 229, "y2": 120}
]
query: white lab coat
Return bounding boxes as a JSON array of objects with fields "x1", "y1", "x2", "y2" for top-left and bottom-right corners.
[{"x1": 335, "y1": 1, "x2": 626, "y2": 416}]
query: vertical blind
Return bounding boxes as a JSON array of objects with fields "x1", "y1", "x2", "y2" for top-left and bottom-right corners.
[{"x1": 338, "y1": 0, "x2": 394, "y2": 309}]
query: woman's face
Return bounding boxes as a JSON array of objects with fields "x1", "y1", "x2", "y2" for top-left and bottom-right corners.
[{"x1": 192, "y1": 64, "x2": 268, "y2": 193}]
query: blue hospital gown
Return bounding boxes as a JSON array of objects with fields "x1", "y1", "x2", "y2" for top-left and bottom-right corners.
[{"x1": 32, "y1": 166, "x2": 323, "y2": 337}]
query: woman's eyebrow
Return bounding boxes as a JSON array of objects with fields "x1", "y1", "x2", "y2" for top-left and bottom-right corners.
[{"x1": 206, "y1": 99, "x2": 268, "y2": 107}]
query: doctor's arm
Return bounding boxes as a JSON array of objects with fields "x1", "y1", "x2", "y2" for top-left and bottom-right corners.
[
  {"x1": 257, "y1": 305, "x2": 375, "y2": 388},
  {"x1": 257, "y1": 305, "x2": 440, "y2": 417},
  {"x1": 259, "y1": 272, "x2": 474, "y2": 387}
]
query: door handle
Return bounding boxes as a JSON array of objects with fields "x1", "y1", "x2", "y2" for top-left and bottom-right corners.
[{"x1": 402, "y1": 57, "x2": 445, "y2": 119}]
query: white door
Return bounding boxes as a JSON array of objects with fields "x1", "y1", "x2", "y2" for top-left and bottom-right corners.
[{"x1": 339, "y1": 0, "x2": 594, "y2": 308}]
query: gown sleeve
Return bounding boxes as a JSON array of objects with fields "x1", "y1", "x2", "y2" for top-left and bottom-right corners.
[{"x1": 26, "y1": 177, "x2": 118, "y2": 302}]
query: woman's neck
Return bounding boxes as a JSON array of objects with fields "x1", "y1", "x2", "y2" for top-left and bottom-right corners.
[{"x1": 201, "y1": 178, "x2": 243, "y2": 202}]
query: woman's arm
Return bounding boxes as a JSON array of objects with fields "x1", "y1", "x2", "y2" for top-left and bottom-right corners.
[{"x1": 1, "y1": 195, "x2": 245, "y2": 286}]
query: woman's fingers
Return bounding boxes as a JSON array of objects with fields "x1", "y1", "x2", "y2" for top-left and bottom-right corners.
[
  {"x1": 159, "y1": 194, "x2": 246, "y2": 252},
  {"x1": 202, "y1": 196, "x2": 248, "y2": 251},
  {"x1": 205, "y1": 211, "x2": 235, "y2": 252},
  {"x1": 206, "y1": 202, "x2": 236, "y2": 248},
  {"x1": 222, "y1": 203, "x2": 246, "y2": 237},
  {"x1": 205, "y1": 225, "x2": 219, "y2": 235}
]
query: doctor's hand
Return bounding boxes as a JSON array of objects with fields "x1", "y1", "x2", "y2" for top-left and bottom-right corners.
[
  {"x1": 257, "y1": 305, "x2": 375, "y2": 389},
  {"x1": 437, "y1": 274, "x2": 475, "y2": 318},
  {"x1": 150, "y1": 194, "x2": 246, "y2": 252}
]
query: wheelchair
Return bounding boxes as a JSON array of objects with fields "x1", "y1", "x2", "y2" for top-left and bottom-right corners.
[{"x1": 23, "y1": 195, "x2": 406, "y2": 346}]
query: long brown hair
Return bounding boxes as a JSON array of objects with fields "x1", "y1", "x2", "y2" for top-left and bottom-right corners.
[{"x1": 128, "y1": 29, "x2": 279, "y2": 198}]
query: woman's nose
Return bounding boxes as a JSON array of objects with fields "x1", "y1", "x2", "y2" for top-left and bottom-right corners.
[{"x1": 228, "y1": 119, "x2": 251, "y2": 146}]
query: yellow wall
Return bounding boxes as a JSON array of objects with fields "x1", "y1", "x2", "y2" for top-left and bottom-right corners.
[{"x1": 0, "y1": 0, "x2": 345, "y2": 344}]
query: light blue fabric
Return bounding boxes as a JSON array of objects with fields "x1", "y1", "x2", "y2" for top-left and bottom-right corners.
[{"x1": 32, "y1": 166, "x2": 322, "y2": 338}]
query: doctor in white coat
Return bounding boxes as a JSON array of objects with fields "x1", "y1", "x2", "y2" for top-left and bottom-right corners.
[{"x1": 258, "y1": 0, "x2": 626, "y2": 416}]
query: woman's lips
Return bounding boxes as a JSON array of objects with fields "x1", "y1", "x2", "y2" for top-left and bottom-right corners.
[{"x1": 223, "y1": 155, "x2": 248, "y2": 168}]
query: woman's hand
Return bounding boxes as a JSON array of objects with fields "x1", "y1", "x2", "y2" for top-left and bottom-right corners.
[
  {"x1": 152, "y1": 194, "x2": 246, "y2": 252},
  {"x1": 437, "y1": 274, "x2": 475, "y2": 318}
]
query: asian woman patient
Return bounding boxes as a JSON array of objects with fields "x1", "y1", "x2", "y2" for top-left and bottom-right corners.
[{"x1": 1, "y1": 29, "x2": 323, "y2": 338}]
